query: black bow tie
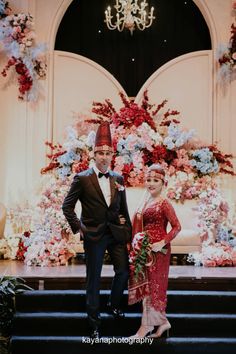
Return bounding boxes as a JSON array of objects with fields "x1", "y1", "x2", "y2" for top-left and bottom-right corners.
[{"x1": 98, "y1": 172, "x2": 109, "y2": 179}]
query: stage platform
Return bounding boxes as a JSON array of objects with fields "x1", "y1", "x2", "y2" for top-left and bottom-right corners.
[{"x1": 1, "y1": 260, "x2": 236, "y2": 290}]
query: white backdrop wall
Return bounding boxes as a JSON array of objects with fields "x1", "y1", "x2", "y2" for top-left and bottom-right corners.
[
  {"x1": 53, "y1": 51, "x2": 126, "y2": 142},
  {"x1": 0, "y1": 0, "x2": 235, "y2": 206}
]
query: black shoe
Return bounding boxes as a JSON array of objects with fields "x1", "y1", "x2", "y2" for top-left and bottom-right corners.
[
  {"x1": 90, "y1": 329, "x2": 100, "y2": 339},
  {"x1": 108, "y1": 306, "x2": 125, "y2": 319}
]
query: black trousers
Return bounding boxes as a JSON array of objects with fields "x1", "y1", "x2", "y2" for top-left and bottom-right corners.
[{"x1": 83, "y1": 233, "x2": 129, "y2": 329}]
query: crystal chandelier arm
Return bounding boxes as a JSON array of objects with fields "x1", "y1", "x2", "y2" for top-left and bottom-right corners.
[
  {"x1": 105, "y1": 7, "x2": 127, "y2": 31},
  {"x1": 116, "y1": 13, "x2": 126, "y2": 32},
  {"x1": 105, "y1": 0, "x2": 155, "y2": 34},
  {"x1": 105, "y1": 9, "x2": 117, "y2": 30},
  {"x1": 143, "y1": 7, "x2": 155, "y2": 28},
  {"x1": 135, "y1": 6, "x2": 155, "y2": 29},
  {"x1": 115, "y1": 1, "x2": 124, "y2": 13}
]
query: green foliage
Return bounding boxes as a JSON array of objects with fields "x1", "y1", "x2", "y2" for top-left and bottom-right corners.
[
  {"x1": 0, "y1": 276, "x2": 32, "y2": 352},
  {"x1": 134, "y1": 233, "x2": 151, "y2": 280}
]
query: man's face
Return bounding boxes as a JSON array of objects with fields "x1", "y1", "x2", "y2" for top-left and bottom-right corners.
[{"x1": 94, "y1": 150, "x2": 113, "y2": 172}]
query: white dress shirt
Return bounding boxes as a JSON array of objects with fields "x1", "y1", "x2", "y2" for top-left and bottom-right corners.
[{"x1": 93, "y1": 166, "x2": 111, "y2": 206}]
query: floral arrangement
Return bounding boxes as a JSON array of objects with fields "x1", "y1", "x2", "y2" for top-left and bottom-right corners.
[
  {"x1": 0, "y1": 2, "x2": 47, "y2": 101},
  {"x1": 23, "y1": 233, "x2": 77, "y2": 267},
  {"x1": 188, "y1": 187, "x2": 236, "y2": 266},
  {"x1": 217, "y1": 1, "x2": 236, "y2": 83},
  {"x1": 2, "y1": 91, "x2": 235, "y2": 267},
  {"x1": 167, "y1": 172, "x2": 217, "y2": 202},
  {"x1": 190, "y1": 148, "x2": 219, "y2": 175},
  {"x1": 0, "y1": 238, "x2": 11, "y2": 259},
  {"x1": 195, "y1": 187, "x2": 229, "y2": 239},
  {"x1": 41, "y1": 91, "x2": 234, "y2": 193},
  {"x1": 188, "y1": 241, "x2": 236, "y2": 267},
  {"x1": 15, "y1": 230, "x2": 30, "y2": 261},
  {"x1": 40, "y1": 128, "x2": 91, "y2": 179},
  {"x1": 21, "y1": 175, "x2": 80, "y2": 266},
  {"x1": 1, "y1": 175, "x2": 81, "y2": 266},
  {"x1": 129, "y1": 232, "x2": 151, "y2": 280}
]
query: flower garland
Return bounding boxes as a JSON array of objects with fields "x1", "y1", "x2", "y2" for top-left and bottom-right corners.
[
  {"x1": 217, "y1": 1, "x2": 236, "y2": 83},
  {"x1": 0, "y1": 1, "x2": 47, "y2": 101}
]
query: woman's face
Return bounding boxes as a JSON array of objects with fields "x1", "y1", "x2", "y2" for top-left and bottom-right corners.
[{"x1": 145, "y1": 176, "x2": 163, "y2": 197}]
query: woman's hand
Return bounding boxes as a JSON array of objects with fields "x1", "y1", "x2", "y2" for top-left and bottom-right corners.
[{"x1": 151, "y1": 240, "x2": 165, "y2": 252}]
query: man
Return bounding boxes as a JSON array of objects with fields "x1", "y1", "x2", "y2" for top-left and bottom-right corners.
[{"x1": 62, "y1": 122, "x2": 131, "y2": 339}]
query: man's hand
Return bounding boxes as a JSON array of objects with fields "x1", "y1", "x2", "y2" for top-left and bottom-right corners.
[
  {"x1": 119, "y1": 214, "x2": 126, "y2": 225},
  {"x1": 79, "y1": 230, "x2": 84, "y2": 241},
  {"x1": 74, "y1": 230, "x2": 84, "y2": 241},
  {"x1": 127, "y1": 242, "x2": 131, "y2": 252}
]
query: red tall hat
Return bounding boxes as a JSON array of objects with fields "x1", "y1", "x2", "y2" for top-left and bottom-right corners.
[{"x1": 94, "y1": 121, "x2": 113, "y2": 152}]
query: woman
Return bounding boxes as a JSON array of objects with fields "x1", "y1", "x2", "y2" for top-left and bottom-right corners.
[{"x1": 128, "y1": 164, "x2": 181, "y2": 338}]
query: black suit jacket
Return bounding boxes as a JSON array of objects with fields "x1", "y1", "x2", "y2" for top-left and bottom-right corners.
[{"x1": 62, "y1": 168, "x2": 131, "y2": 242}]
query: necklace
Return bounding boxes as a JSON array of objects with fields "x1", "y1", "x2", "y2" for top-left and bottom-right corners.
[{"x1": 145, "y1": 195, "x2": 163, "y2": 208}]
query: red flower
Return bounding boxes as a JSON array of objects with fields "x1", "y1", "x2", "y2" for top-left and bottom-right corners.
[
  {"x1": 122, "y1": 163, "x2": 134, "y2": 185},
  {"x1": 113, "y1": 104, "x2": 156, "y2": 131},
  {"x1": 72, "y1": 160, "x2": 89, "y2": 173},
  {"x1": 152, "y1": 145, "x2": 168, "y2": 162},
  {"x1": 15, "y1": 63, "x2": 27, "y2": 75},
  {"x1": 142, "y1": 148, "x2": 153, "y2": 164},
  {"x1": 16, "y1": 239, "x2": 28, "y2": 261}
]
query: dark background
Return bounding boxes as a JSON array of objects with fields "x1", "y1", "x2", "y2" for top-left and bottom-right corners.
[{"x1": 55, "y1": 0, "x2": 211, "y2": 97}]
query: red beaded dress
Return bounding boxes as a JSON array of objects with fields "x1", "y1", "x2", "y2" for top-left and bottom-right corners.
[{"x1": 128, "y1": 198, "x2": 181, "y2": 326}]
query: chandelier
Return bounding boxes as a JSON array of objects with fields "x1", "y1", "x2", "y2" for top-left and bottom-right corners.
[{"x1": 104, "y1": 0, "x2": 155, "y2": 35}]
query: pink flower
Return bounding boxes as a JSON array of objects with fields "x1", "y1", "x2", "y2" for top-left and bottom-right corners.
[
  {"x1": 203, "y1": 259, "x2": 217, "y2": 267},
  {"x1": 232, "y1": 52, "x2": 236, "y2": 60},
  {"x1": 231, "y1": 250, "x2": 236, "y2": 266},
  {"x1": 167, "y1": 190, "x2": 176, "y2": 199}
]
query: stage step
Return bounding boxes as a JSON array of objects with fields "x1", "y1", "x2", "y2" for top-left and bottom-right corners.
[
  {"x1": 11, "y1": 336, "x2": 236, "y2": 354},
  {"x1": 13, "y1": 311, "x2": 236, "y2": 337},
  {"x1": 15, "y1": 289, "x2": 236, "y2": 314},
  {"x1": 11, "y1": 290, "x2": 236, "y2": 353}
]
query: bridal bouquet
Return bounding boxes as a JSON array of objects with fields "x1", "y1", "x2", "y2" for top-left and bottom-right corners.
[{"x1": 129, "y1": 232, "x2": 151, "y2": 280}]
